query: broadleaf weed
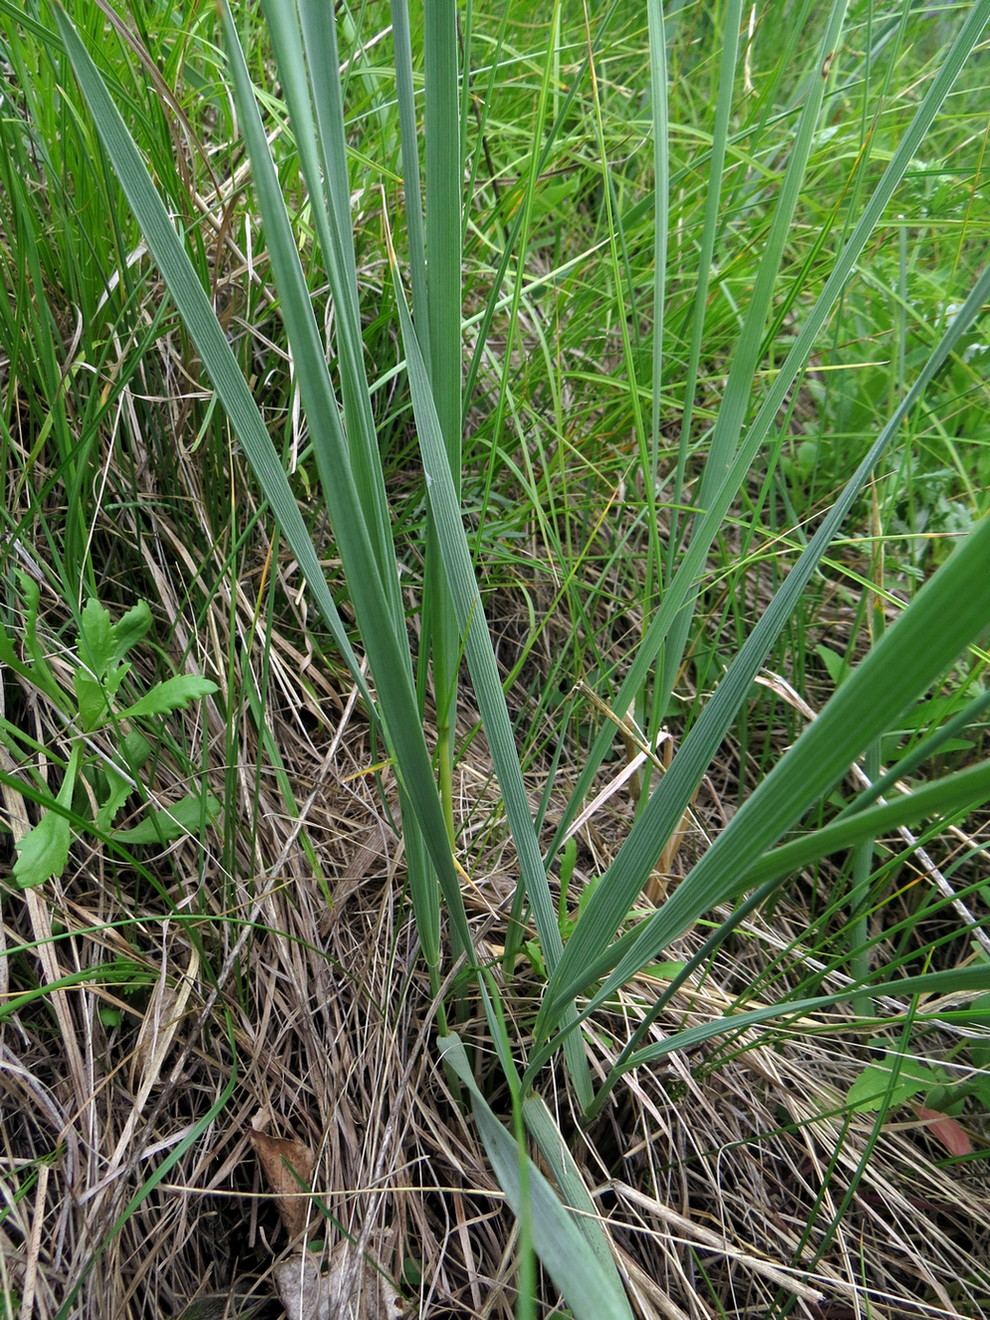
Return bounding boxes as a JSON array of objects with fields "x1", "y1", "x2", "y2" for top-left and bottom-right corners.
[{"x1": 2, "y1": 583, "x2": 218, "y2": 887}]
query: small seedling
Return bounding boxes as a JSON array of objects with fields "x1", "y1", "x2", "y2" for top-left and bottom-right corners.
[{"x1": 0, "y1": 576, "x2": 219, "y2": 888}]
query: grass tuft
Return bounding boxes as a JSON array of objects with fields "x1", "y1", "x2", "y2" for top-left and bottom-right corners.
[{"x1": 1, "y1": 1, "x2": 989, "y2": 1317}]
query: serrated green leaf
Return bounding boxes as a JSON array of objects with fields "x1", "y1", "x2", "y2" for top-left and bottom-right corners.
[
  {"x1": 13, "y1": 811, "x2": 71, "y2": 888},
  {"x1": 112, "y1": 792, "x2": 221, "y2": 845},
  {"x1": 109, "y1": 600, "x2": 152, "y2": 666},
  {"x1": 95, "y1": 761, "x2": 137, "y2": 833},
  {"x1": 119, "y1": 676, "x2": 218, "y2": 719},
  {"x1": 847, "y1": 1060, "x2": 942, "y2": 1113}
]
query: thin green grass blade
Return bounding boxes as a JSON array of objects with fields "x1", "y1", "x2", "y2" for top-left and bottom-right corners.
[
  {"x1": 548, "y1": 0, "x2": 990, "y2": 860},
  {"x1": 646, "y1": 0, "x2": 671, "y2": 592},
  {"x1": 460, "y1": 7, "x2": 589, "y2": 412},
  {"x1": 423, "y1": 0, "x2": 462, "y2": 451},
  {"x1": 617, "y1": 962, "x2": 990, "y2": 1076},
  {"x1": 418, "y1": 0, "x2": 465, "y2": 842},
  {"x1": 388, "y1": 247, "x2": 593, "y2": 1103},
  {"x1": 658, "y1": 2, "x2": 851, "y2": 707},
  {"x1": 585, "y1": 9, "x2": 664, "y2": 621},
  {"x1": 389, "y1": 0, "x2": 429, "y2": 356},
  {"x1": 387, "y1": 271, "x2": 557, "y2": 951},
  {"x1": 264, "y1": 0, "x2": 399, "y2": 608},
  {"x1": 48, "y1": 4, "x2": 365, "y2": 696},
  {"x1": 540, "y1": 261, "x2": 990, "y2": 1030},
  {"x1": 661, "y1": 0, "x2": 740, "y2": 593},
  {"x1": 537, "y1": 504, "x2": 990, "y2": 1039},
  {"x1": 439, "y1": 1034, "x2": 635, "y2": 1320}
]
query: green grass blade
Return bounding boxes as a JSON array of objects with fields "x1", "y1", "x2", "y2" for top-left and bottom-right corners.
[
  {"x1": 658, "y1": 1, "x2": 851, "y2": 705},
  {"x1": 53, "y1": 2, "x2": 475, "y2": 965},
  {"x1": 264, "y1": 0, "x2": 399, "y2": 608},
  {"x1": 522, "y1": 1094, "x2": 626, "y2": 1282},
  {"x1": 421, "y1": 0, "x2": 465, "y2": 839},
  {"x1": 439, "y1": 1034, "x2": 634, "y2": 1320},
  {"x1": 423, "y1": 0, "x2": 462, "y2": 455},
  {"x1": 549, "y1": 0, "x2": 990, "y2": 859},
  {"x1": 48, "y1": 3, "x2": 365, "y2": 695},
  {"x1": 661, "y1": 0, "x2": 740, "y2": 592},
  {"x1": 740, "y1": 758, "x2": 990, "y2": 900},
  {"x1": 537, "y1": 505, "x2": 990, "y2": 1038},
  {"x1": 218, "y1": 0, "x2": 474, "y2": 962},
  {"x1": 526, "y1": 749, "x2": 990, "y2": 1090},
  {"x1": 389, "y1": 251, "x2": 594, "y2": 1102},
  {"x1": 619, "y1": 962, "x2": 990, "y2": 1075},
  {"x1": 389, "y1": 271, "x2": 557, "y2": 962},
  {"x1": 388, "y1": 0, "x2": 429, "y2": 356},
  {"x1": 541, "y1": 261, "x2": 990, "y2": 1030},
  {"x1": 286, "y1": 0, "x2": 447, "y2": 974}
]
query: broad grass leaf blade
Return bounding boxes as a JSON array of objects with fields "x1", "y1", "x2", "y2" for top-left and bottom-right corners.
[
  {"x1": 729, "y1": 758, "x2": 990, "y2": 902},
  {"x1": 389, "y1": 254, "x2": 593, "y2": 1102},
  {"x1": 421, "y1": 0, "x2": 464, "y2": 837},
  {"x1": 439, "y1": 1034, "x2": 634, "y2": 1320},
  {"x1": 523, "y1": 1094, "x2": 625, "y2": 1282},
  {"x1": 551, "y1": 0, "x2": 990, "y2": 855},
  {"x1": 49, "y1": 4, "x2": 365, "y2": 697},
  {"x1": 291, "y1": 0, "x2": 399, "y2": 597},
  {"x1": 537, "y1": 508, "x2": 990, "y2": 1037},
  {"x1": 55, "y1": 3, "x2": 475, "y2": 962},
  {"x1": 261, "y1": 0, "x2": 445, "y2": 972},
  {"x1": 619, "y1": 963, "x2": 990, "y2": 1075},
  {"x1": 216, "y1": 1, "x2": 474, "y2": 960},
  {"x1": 423, "y1": 0, "x2": 462, "y2": 454},
  {"x1": 389, "y1": 267, "x2": 561, "y2": 971},
  {"x1": 562, "y1": 755, "x2": 990, "y2": 1052},
  {"x1": 542, "y1": 262, "x2": 990, "y2": 1030}
]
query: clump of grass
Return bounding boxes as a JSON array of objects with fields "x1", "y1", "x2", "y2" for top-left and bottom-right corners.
[{"x1": 1, "y1": 1, "x2": 990, "y2": 1318}]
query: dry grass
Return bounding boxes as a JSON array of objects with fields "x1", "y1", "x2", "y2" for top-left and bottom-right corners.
[
  {"x1": 3, "y1": 444, "x2": 990, "y2": 1318},
  {"x1": 3, "y1": 8, "x2": 990, "y2": 1314}
]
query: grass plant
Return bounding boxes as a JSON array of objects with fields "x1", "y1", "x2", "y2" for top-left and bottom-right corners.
[{"x1": 1, "y1": 1, "x2": 989, "y2": 1317}]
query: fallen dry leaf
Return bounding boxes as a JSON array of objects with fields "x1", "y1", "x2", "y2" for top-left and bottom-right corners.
[
  {"x1": 249, "y1": 1130, "x2": 316, "y2": 1241},
  {"x1": 327, "y1": 1231, "x2": 403, "y2": 1320},
  {"x1": 915, "y1": 1106, "x2": 974, "y2": 1158},
  {"x1": 274, "y1": 1232, "x2": 403, "y2": 1320},
  {"x1": 275, "y1": 1253, "x2": 330, "y2": 1320}
]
